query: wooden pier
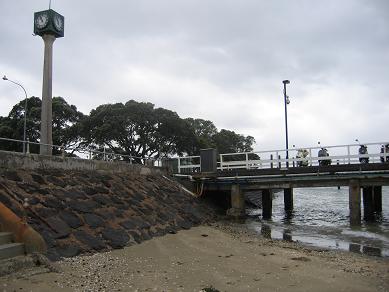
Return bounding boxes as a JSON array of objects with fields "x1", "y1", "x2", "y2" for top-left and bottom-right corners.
[{"x1": 172, "y1": 143, "x2": 389, "y2": 226}]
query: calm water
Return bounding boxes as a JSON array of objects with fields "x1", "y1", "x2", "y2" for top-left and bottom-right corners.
[{"x1": 246, "y1": 187, "x2": 389, "y2": 257}]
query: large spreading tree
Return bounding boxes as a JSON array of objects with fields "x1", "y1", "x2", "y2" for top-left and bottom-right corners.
[
  {"x1": 0, "y1": 97, "x2": 255, "y2": 160},
  {"x1": 0, "y1": 96, "x2": 84, "y2": 153}
]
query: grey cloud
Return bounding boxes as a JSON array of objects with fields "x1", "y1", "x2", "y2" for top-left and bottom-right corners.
[{"x1": 1, "y1": 0, "x2": 388, "y2": 150}]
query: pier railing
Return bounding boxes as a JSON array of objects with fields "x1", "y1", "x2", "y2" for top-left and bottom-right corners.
[
  {"x1": 173, "y1": 142, "x2": 389, "y2": 174},
  {"x1": 0, "y1": 137, "x2": 160, "y2": 166}
]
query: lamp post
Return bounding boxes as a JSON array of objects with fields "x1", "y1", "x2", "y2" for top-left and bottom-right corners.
[
  {"x1": 282, "y1": 80, "x2": 290, "y2": 167},
  {"x1": 2, "y1": 75, "x2": 28, "y2": 154}
]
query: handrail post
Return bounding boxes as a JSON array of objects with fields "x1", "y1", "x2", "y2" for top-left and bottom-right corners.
[
  {"x1": 220, "y1": 154, "x2": 223, "y2": 171},
  {"x1": 177, "y1": 157, "x2": 181, "y2": 174},
  {"x1": 245, "y1": 153, "x2": 249, "y2": 169},
  {"x1": 347, "y1": 145, "x2": 350, "y2": 164},
  {"x1": 275, "y1": 151, "x2": 278, "y2": 168},
  {"x1": 26, "y1": 138, "x2": 30, "y2": 154},
  {"x1": 270, "y1": 154, "x2": 273, "y2": 168},
  {"x1": 103, "y1": 147, "x2": 106, "y2": 161},
  {"x1": 309, "y1": 149, "x2": 312, "y2": 166},
  {"x1": 61, "y1": 143, "x2": 65, "y2": 159}
]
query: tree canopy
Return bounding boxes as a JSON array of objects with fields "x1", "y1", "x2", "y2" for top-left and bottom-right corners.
[
  {"x1": 0, "y1": 96, "x2": 84, "y2": 153},
  {"x1": 0, "y1": 97, "x2": 255, "y2": 160}
]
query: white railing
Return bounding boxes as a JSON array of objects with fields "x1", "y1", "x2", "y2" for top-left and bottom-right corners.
[
  {"x1": 0, "y1": 137, "x2": 160, "y2": 166},
  {"x1": 173, "y1": 142, "x2": 389, "y2": 173}
]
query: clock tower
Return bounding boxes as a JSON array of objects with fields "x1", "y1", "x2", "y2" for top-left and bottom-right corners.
[{"x1": 33, "y1": 9, "x2": 64, "y2": 155}]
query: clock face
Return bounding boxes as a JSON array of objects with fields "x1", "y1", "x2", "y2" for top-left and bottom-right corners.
[
  {"x1": 35, "y1": 13, "x2": 48, "y2": 29},
  {"x1": 53, "y1": 15, "x2": 63, "y2": 31}
]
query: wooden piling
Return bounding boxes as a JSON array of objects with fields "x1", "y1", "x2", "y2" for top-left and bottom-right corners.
[
  {"x1": 362, "y1": 187, "x2": 374, "y2": 221},
  {"x1": 373, "y1": 186, "x2": 382, "y2": 213},
  {"x1": 226, "y1": 184, "x2": 245, "y2": 218},
  {"x1": 284, "y1": 188, "x2": 293, "y2": 211},
  {"x1": 349, "y1": 180, "x2": 361, "y2": 226},
  {"x1": 262, "y1": 189, "x2": 272, "y2": 219}
]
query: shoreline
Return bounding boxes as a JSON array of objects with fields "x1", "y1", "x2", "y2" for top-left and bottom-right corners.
[{"x1": 1, "y1": 222, "x2": 388, "y2": 291}]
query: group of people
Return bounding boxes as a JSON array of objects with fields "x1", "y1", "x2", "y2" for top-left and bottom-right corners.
[{"x1": 294, "y1": 143, "x2": 389, "y2": 167}]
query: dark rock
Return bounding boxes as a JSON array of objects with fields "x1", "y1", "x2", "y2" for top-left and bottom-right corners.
[
  {"x1": 138, "y1": 205, "x2": 153, "y2": 216},
  {"x1": 59, "y1": 211, "x2": 83, "y2": 229},
  {"x1": 147, "y1": 190, "x2": 158, "y2": 198},
  {"x1": 92, "y1": 194, "x2": 111, "y2": 205},
  {"x1": 150, "y1": 227, "x2": 166, "y2": 237},
  {"x1": 116, "y1": 202, "x2": 130, "y2": 210},
  {"x1": 158, "y1": 211, "x2": 174, "y2": 222},
  {"x1": 46, "y1": 249, "x2": 61, "y2": 261},
  {"x1": 57, "y1": 244, "x2": 81, "y2": 258},
  {"x1": 42, "y1": 197, "x2": 65, "y2": 209},
  {"x1": 83, "y1": 213, "x2": 105, "y2": 228},
  {"x1": 97, "y1": 209, "x2": 116, "y2": 219},
  {"x1": 111, "y1": 185, "x2": 129, "y2": 197},
  {"x1": 119, "y1": 220, "x2": 137, "y2": 230},
  {"x1": 39, "y1": 229, "x2": 57, "y2": 248},
  {"x1": 83, "y1": 186, "x2": 98, "y2": 196},
  {"x1": 28, "y1": 196, "x2": 40, "y2": 205},
  {"x1": 17, "y1": 182, "x2": 41, "y2": 194},
  {"x1": 93, "y1": 185, "x2": 110, "y2": 194},
  {"x1": 94, "y1": 173, "x2": 113, "y2": 182},
  {"x1": 102, "y1": 227, "x2": 130, "y2": 248},
  {"x1": 120, "y1": 217, "x2": 152, "y2": 230},
  {"x1": 74, "y1": 230, "x2": 105, "y2": 251},
  {"x1": 31, "y1": 174, "x2": 46, "y2": 185},
  {"x1": 4, "y1": 171, "x2": 22, "y2": 182},
  {"x1": 132, "y1": 192, "x2": 146, "y2": 202},
  {"x1": 39, "y1": 188, "x2": 50, "y2": 195},
  {"x1": 127, "y1": 230, "x2": 143, "y2": 243},
  {"x1": 45, "y1": 216, "x2": 71, "y2": 239},
  {"x1": 45, "y1": 176, "x2": 66, "y2": 188},
  {"x1": 0, "y1": 191, "x2": 12, "y2": 206},
  {"x1": 176, "y1": 219, "x2": 192, "y2": 230},
  {"x1": 34, "y1": 207, "x2": 58, "y2": 218},
  {"x1": 62, "y1": 188, "x2": 87, "y2": 200},
  {"x1": 114, "y1": 209, "x2": 124, "y2": 217},
  {"x1": 140, "y1": 229, "x2": 152, "y2": 241},
  {"x1": 68, "y1": 200, "x2": 99, "y2": 213}
]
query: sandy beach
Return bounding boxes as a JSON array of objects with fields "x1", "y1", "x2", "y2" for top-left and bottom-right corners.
[{"x1": 1, "y1": 223, "x2": 388, "y2": 292}]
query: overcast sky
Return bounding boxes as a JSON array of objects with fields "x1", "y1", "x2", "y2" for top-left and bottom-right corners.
[{"x1": 1, "y1": 0, "x2": 388, "y2": 151}]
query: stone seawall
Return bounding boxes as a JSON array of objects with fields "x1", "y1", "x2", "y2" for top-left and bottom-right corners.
[
  {"x1": 0, "y1": 150, "x2": 163, "y2": 175},
  {"x1": 0, "y1": 167, "x2": 215, "y2": 261}
]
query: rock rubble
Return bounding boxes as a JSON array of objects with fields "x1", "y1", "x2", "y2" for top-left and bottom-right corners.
[{"x1": 0, "y1": 169, "x2": 215, "y2": 260}]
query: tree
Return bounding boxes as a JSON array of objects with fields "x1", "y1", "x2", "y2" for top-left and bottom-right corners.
[
  {"x1": 80, "y1": 100, "x2": 194, "y2": 160},
  {"x1": 0, "y1": 96, "x2": 84, "y2": 154},
  {"x1": 185, "y1": 118, "x2": 218, "y2": 154},
  {"x1": 212, "y1": 129, "x2": 255, "y2": 153}
]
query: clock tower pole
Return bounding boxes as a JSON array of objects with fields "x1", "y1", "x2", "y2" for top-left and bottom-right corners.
[
  {"x1": 34, "y1": 8, "x2": 64, "y2": 156},
  {"x1": 40, "y1": 34, "x2": 56, "y2": 155}
]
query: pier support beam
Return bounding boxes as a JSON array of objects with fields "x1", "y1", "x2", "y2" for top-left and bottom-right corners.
[
  {"x1": 373, "y1": 186, "x2": 382, "y2": 213},
  {"x1": 262, "y1": 189, "x2": 272, "y2": 219},
  {"x1": 362, "y1": 187, "x2": 374, "y2": 221},
  {"x1": 349, "y1": 180, "x2": 361, "y2": 226},
  {"x1": 226, "y1": 184, "x2": 245, "y2": 218},
  {"x1": 284, "y1": 188, "x2": 293, "y2": 211}
]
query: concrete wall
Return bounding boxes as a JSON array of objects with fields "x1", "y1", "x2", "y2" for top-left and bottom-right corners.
[{"x1": 0, "y1": 150, "x2": 164, "y2": 175}]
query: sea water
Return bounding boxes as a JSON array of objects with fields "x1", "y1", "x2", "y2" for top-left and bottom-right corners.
[{"x1": 246, "y1": 187, "x2": 389, "y2": 257}]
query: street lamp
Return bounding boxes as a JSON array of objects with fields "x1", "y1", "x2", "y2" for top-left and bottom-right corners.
[
  {"x1": 2, "y1": 75, "x2": 28, "y2": 154},
  {"x1": 283, "y1": 80, "x2": 290, "y2": 167}
]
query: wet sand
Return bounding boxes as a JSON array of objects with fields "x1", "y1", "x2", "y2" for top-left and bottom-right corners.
[{"x1": 1, "y1": 223, "x2": 388, "y2": 291}]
